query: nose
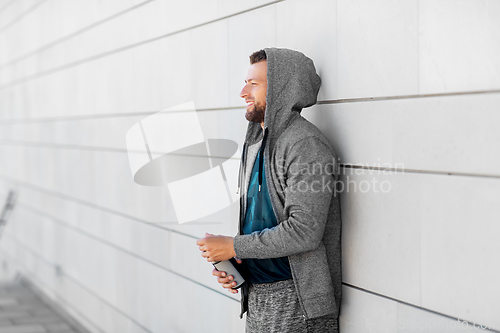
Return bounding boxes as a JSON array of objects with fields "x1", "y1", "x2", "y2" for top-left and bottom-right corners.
[{"x1": 240, "y1": 85, "x2": 249, "y2": 99}]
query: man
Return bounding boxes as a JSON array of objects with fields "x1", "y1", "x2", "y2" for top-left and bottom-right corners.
[{"x1": 196, "y1": 47, "x2": 342, "y2": 333}]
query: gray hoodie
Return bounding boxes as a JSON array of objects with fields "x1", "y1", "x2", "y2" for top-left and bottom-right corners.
[{"x1": 233, "y1": 47, "x2": 342, "y2": 320}]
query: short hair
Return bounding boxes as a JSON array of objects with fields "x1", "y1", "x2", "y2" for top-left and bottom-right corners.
[{"x1": 249, "y1": 49, "x2": 266, "y2": 64}]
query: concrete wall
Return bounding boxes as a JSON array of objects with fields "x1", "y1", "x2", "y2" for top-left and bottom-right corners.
[{"x1": 0, "y1": 0, "x2": 499, "y2": 332}]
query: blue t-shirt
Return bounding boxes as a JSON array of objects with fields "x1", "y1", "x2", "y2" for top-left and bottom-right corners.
[{"x1": 243, "y1": 149, "x2": 291, "y2": 283}]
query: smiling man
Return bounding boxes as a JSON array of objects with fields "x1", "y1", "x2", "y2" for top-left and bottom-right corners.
[
  {"x1": 242, "y1": 59, "x2": 267, "y2": 127},
  {"x1": 197, "y1": 48, "x2": 342, "y2": 333}
]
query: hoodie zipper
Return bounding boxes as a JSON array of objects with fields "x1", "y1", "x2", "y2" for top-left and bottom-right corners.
[
  {"x1": 236, "y1": 142, "x2": 247, "y2": 195},
  {"x1": 258, "y1": 128, "x2": 269, "y2": 192}
]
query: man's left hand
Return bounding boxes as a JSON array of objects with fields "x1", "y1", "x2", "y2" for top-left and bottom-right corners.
[{"x1": 196, "y1": 233, "x2": 236, "y2": 262}]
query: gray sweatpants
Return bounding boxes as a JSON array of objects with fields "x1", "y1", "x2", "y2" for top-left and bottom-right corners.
[{"x1": 245, "y1": 279, "x2": 339, "y2": 333}]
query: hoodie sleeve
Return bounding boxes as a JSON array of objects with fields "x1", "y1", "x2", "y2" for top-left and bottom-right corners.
[{"x1": 233, "y1": 136, "x2": 336, "y2": 259}]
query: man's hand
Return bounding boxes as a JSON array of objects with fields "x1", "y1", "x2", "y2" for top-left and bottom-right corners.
[
  {"x1": 196, "y1": 233, "x2": 236, "y2": 263},
  {"x1": 212, "y1": 257, "x2": 243, "y2": 294}
]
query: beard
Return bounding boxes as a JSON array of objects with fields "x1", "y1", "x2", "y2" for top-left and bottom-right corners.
[{"x1": 245, "y1": 100, "x2": 265, "y2": 124}]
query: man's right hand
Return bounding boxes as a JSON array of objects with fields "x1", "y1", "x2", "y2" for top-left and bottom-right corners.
[{"x1": 212, "y1": 257, "x2": 242, "y2": 294}]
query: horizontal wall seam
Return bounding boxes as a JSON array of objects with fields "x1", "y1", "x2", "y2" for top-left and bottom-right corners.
[
  {"x1": 0, "y1": 0, "x2": 48, "y2": 34},
  {"x1": 341, "y1": 164, "x2": 500, "y2": 179},
  {"x1": 1, "y1": 141, "x2": 500, "y2": 179},
  {"x1": 0, "y1": 139, "x2": 241, "y2": 160},
  {"x1": 317, "y1": 89, "x2": 500, "y2": 104},
  {"x1": 0, "y1": 242, "x2": 149, "y2": 333},
  {"x1": 17, "y1": 201, "x2": 239, "y2": 303},
  {"x1": 0, "y1": 106, "x2": 245, "y2": 125},
  {"x1": 1, "y1": 89, "x2": 499, "y2": 125},
  {"x1": 343, "y1": 282, "x2": 500, "y2": 333},
  {"x1": 0, "y1": 0, "x2": 155, "y2": 70},
  {"x1": 0, "y1": 173, "x2": 219, "y2": 237},
  {"x1": 0, "y1": 0, "x2": 285, "y2": 90}
]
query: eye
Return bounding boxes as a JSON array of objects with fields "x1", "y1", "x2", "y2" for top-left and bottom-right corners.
[{"x1": 251, "y1": 83, "x2": 257, "y2": 86}]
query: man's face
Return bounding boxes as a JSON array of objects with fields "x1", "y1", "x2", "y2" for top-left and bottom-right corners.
[{"x1": 239, "y1": 61, "x2": 267, "y2": 125}]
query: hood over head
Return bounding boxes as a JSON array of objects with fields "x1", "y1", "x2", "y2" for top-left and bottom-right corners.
[{"x1": 244, "y1": 47, "x2": 322, "y2": 147}]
